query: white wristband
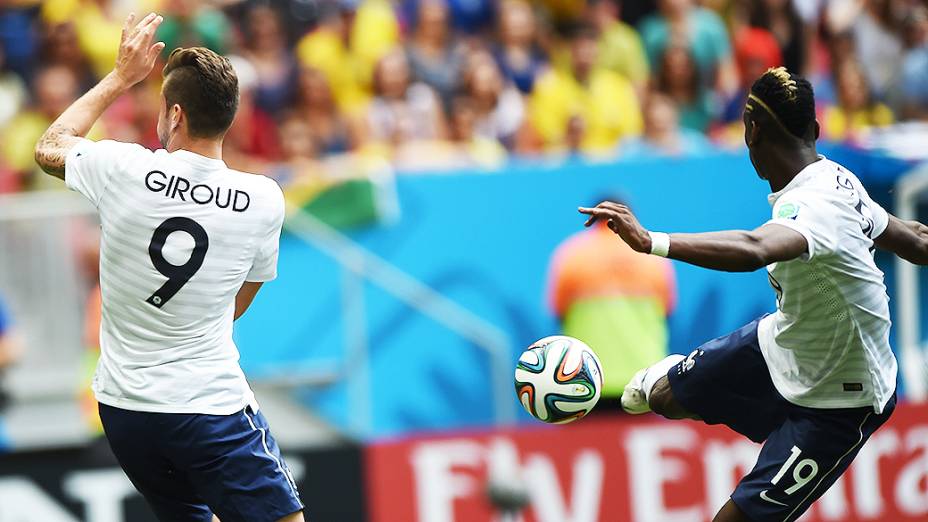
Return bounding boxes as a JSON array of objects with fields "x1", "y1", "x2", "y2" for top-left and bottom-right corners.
[{"x1": 649, "y1": 231, "x2": 670, "y2": 257}]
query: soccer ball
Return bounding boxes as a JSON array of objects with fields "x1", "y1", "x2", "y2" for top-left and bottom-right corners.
[{"x1": 514, "y1": 336, "x2": 603, "y2": 424}]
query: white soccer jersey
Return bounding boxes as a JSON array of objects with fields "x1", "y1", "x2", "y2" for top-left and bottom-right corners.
[
  {"x1": 758, "y1": 156, "x2": 897, "y2": 413},
  {"x1": 65, "y1": 139, "x2": 285, "y2": 415}
]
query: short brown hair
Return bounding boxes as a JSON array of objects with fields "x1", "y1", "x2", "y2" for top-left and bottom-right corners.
[{"x1": 162, "y1": 47, "x2": 239, "y2": 138}]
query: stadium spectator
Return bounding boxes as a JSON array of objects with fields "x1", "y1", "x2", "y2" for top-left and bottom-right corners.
[
  {"x1": 461, "y1": 51, "x2": 526, "y2": 149},
  {"x1": 38, "y1": 22, "x2": 95, "y2": 89},
  {"x1": 0, "y1": 159, "x2": 17, "y2": 194},
  {"x1": 653, "y1": 41, "x2": 716, "y2": 132},
  {"x1": 447, "y1": 95, "x2": 508, "y2": 168},
  {"x1": 900, "y1": 5, "x2": 928, "y2": 120},
  {"x1": 622, "y1": 91, "x2": 712, "y2": 157},
  {"x1": 273, "y1": 114, "x2": 322, "y2": 183},
  {"x1": 529, "y1": 23, "x2": 642, "y2": 154},
  {"x1": 402, "y1": 0, "x2": 495, "y2": 35},
  {"x1": 846, "y1": 0, "x2": 904, "y2": 102},
  {"x1": 494, "y1": 0, "x2": 548, "y2": 94},
  {"x1": 720, "y1": 27, "x2": 783, "y2": 125},
  {"x1": 223, "y1": 56, "x2": 282, "y2": 172},
  {"x1": 156, "y1": 0, "x2": 232, "y2": 55},
  {"x1": 822, "y1": 58, "x2": 895, "y2": 141},
  {"x1": 405, "y1": 0, "x2": 467, "y2": 108},
  {"x1": 103, "y1": 78, "x2": 162, "y2": 150},
  {"x1": 0, "y1": 41, "x2": 26, "y2": 130},
  {"x1": 547, "y1": 198, "x2": 676, "y2": 414},
  {"x1": 739, "y1": 0, "x2": 809, "y2": 75},
  {"x1": 361, "y1": 50, "x2": 448, "y2": 151},
  {"x1": 586, "y1": 0, "x2": 650, "y2": 93},
  {"x1": 639, "y1": 0, "x2": 739, "y2": 97},
  {"x1": 296, "y1": 0, "x2": 400, "y2": 114},
  {"x1": 241, "y1": 5, "x2": 299, "y2": 117},
  {"x1": 0, "y1": 7, "x2": 38, "y2": 81},
  {"x1": 294, "y1": 66, "x2": 357, "y2": 155},
  {"x1": 1, "y1": 65, "x2": 98, "y2": 191},
  {"x1": 40, "y1": 0, "x2": 125, "y2": 80}
]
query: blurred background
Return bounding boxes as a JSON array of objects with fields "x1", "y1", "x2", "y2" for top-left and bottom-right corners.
[{"x1": 0, "y1": 0, "x2": 928, "y2": 520}]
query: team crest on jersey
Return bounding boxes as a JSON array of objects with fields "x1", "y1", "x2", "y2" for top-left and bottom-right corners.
[
  {"x1": 777, "y1": 203, "x2": 799, "y2": 219},
  {"x1": 777, "y1": 203, "x2": 800, "y2": 220}
]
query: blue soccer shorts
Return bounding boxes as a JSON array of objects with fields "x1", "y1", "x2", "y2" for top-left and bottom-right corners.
[
  {"x1": 666, "y1": 317, "x2": 895, "y2": 522},
  {"x1": 99, "y1": 403, "x2": 304, "y2": 522}
]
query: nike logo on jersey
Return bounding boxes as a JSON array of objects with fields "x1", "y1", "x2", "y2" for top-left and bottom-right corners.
[{"x1": 760, "y1": 490, "x2": 788, "y2": 507}]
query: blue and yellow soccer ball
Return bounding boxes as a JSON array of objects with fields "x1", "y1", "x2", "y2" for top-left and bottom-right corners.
[{"x1": 514, "y1": 336, "x2": 603, "y2": 424}]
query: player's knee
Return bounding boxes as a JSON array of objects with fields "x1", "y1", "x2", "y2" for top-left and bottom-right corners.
[{"x1": 648, "y1": 377, "x2": 687, "y2": 419}]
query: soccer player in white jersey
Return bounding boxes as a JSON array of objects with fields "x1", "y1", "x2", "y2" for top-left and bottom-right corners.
[
  {"x1": 580, "y1": 67, "x2": 928, "y2": 522},
  {"x1": 34, "y1": 14, "x2": 304, "y2": 522}
]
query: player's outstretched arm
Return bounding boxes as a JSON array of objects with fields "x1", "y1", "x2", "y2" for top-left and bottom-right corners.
[
  {"x1": 579, "y1": 201, "x2": 807, "y2": 272},
  {"x1": 874, "y1": 215, "x2": 928, "y2": 265},
  {"x1": 34, "y1": 13, "x2": 164, "y2": 179}
]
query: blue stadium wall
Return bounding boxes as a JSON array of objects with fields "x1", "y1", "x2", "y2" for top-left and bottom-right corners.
[{"x1": 233, "y1": 147, "x2": 922, "y2": 440}]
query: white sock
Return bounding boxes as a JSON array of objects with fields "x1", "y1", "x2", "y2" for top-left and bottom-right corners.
[{"x1": 642, "y1": 354, "x2": 685, "y2": 402}]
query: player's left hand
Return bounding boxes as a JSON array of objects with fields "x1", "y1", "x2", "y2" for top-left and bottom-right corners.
[
  {"x1": 113, "y1": 12, "x2": 166, "y2": 88},
  {"x1": 578, "y1": 201, "x2": 652, "y2": 253}
]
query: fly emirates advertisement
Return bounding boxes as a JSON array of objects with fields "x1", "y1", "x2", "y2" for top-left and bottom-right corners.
[{"x1": 366, "y1": 404, "x2": 928, "y2": 522}]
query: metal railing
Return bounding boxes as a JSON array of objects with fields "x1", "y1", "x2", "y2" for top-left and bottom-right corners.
[
  {"x1": 894, "y1": 163, "x2": 928, "y2": 402},
  {"x1": 283, "y1": 207, "x2": 516, "y2": 438}
]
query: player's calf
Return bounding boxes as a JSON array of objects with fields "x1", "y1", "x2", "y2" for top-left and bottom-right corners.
[
  {"x1": 621, "y1": 354, "x2": 692, "y2": 417},
  {"x1": 648, "y1": 376, "x2": 698, "y2": 420}
]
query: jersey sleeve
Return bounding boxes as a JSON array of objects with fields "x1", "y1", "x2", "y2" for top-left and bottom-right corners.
[
  {"x1": 766, "y1": 190, "x2": 836, "y2": 262},
  {"x1": 246, "y1": 180, "x2": 286, "y2": 282},
  {"x1": 859, "y1": 185, "x2": 890, "y2": 238},
  {"x1": 65, "y1": 139, "x2": 151, "y2": 207}
]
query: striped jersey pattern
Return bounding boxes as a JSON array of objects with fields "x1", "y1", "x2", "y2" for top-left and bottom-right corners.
[
  {"x1": 66, "y1": 139, "x2": 285, "y2": 415},
  {"x1": 758, "y1": 157, "x2": 896, "y2": 413}
]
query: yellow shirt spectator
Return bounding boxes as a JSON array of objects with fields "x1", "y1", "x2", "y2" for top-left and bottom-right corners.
[
  {"x1": 296, "y1": 0, "x2": 399, "y2": 114},
  {"x1": 42, "y1": 0, "x2": 124, "y2": 79},
  {"x1": 529, "y1": 67, "x2": 642, "y2": 153},
  {"x1": 597, "y1": 20, "x2": 649, "y2": 89},
  {"x1": 822, "y1": 105, "x2": 894, "y2": 142},
  {"x1": 1, "y1": 111, "x2": 105, "y2": 191}
]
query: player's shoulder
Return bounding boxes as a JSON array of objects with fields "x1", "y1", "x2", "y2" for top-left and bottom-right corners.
[{"x1": 223, "y1": 168, "x2": 285, "y2": 213}]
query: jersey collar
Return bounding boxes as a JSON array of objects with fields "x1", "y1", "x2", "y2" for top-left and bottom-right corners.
[
  {"x1": 171, "y1": 149, "x2": 227, "y2": 169},
  {"x1": 767, "y1": 155, "x2": 826, "y2": 206}
]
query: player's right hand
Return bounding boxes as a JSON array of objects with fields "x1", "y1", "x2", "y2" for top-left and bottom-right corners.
[
  {"x1": 113, "y1": 13, "x2": 165, "y2": 88},
  {"x1": 578, "y1": 201, "x2": 653, "y2": 253}
]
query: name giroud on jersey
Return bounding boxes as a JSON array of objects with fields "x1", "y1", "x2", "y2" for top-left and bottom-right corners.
[{"x1": 145, "y1": 170, "x2": 251, "y2": 212}]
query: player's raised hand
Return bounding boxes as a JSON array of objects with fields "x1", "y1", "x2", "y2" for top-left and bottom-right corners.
[
  {"x1": 113, "y1": 12, "x2": 166, "y2": 88},
  {"x1": 578, "y1": 201, "x2": 652, "y2": 253}
]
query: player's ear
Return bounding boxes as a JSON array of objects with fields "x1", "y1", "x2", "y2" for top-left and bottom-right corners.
[
  {"x1": 813, "y1": 120, "x2": 820, "y2": 141},
  {"x1": 746, "y1": 118, "x2": 761, "y2": 147},
  {"x1": 170, "y1": 104, "x2": 183, "y2": 131}
]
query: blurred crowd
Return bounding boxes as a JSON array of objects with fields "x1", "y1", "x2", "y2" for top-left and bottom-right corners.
[{"x1": 0, "y1": 0, "x2": 927, "y2": 191}]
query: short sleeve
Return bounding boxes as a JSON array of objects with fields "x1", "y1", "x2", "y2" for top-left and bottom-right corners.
[
  {"x1": 860, "y1": 185, "x2": 890, "y2": 238},
  {"x1": 246, "y1": 181, "x2": 286, "y2": 282},
  {"x1": 766, "y1": 191, "x2": 834, "y2": 262},
  {"x1": 65, "y1": 139, "x2": 151, "y2": 207}
]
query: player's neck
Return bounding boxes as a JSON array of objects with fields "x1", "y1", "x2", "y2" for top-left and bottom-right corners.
[
  {"x1": 765, "y1": 146, "x2": 820, "y2": 193},
  {"x1": 165, "y1": 135, "x2": 224, "y2": 161}
]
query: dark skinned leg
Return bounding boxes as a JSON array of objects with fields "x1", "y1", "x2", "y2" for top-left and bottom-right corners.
[
  {"x1": 649, "y1": 381, "x2": 751, "y2": 521},
  {"x1": 713, "y1": 499, "x2": 754, "y2": 522},
  {"x1": 647, "y1": 375, "x2": 701, "y2": 420}
]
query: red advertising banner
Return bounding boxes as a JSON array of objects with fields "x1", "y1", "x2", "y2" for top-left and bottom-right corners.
[{"x1": 366, "y1": 403, "x2": 928, "y2": 522}]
